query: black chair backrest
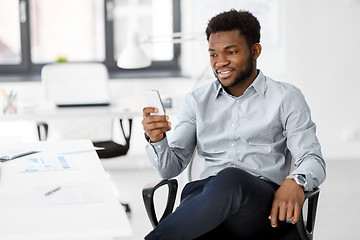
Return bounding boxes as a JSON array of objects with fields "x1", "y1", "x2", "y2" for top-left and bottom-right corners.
[{"x1": 93, "y1": 118, "x2": 133, "y2": 158}]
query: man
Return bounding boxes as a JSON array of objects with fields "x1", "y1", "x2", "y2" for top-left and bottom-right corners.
[{"x1": 142, "y1": 9, "x2": 326, "y2": 240}]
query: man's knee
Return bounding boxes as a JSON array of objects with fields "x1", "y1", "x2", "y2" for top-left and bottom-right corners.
[
  {"x1": 205, "y1": 167, "x2": 272, "y2": 203},
  {"x1": 202, "y1": 168, "x2": 254, "y2": 201},
  {"x1": 212, "y1": 167, "x2": 254, "y2": 189}
]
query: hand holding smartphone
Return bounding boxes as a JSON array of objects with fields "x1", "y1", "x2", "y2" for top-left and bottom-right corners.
[
  {"x1": 143, "y1": 90, "x2": 170, "y2": 142},
  {"x1": 144, "y1": 90, "x2": 166, "y2": 115}
]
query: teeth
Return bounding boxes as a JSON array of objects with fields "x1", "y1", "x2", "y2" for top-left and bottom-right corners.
[{"x1": 219, "y1": 70, "x2": 230, "y2": 74}]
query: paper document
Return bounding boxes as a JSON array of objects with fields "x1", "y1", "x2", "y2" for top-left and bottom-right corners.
[
  {"x1": 17, "y1": 155, "x2": 75, "y2": 173},
  {"x1": 37, "y1": 183, "x2": 104, "y2": 206},
  {"x1": 0, "y1": 183, "x2": 103, "y2": 209}
]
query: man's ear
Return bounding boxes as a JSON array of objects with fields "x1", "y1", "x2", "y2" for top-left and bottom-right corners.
[{"x1": 252, "y1": 43, "x2": 262, "y2": 60}]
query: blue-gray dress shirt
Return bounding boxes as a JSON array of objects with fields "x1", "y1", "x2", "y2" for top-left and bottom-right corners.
[{"x1": 145, "y1": 71, "x2": 326, "y2": 191}]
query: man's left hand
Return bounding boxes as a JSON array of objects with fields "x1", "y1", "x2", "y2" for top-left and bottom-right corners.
[{"x1": 269, "y1": 179, "x2": 305, "y2": 227}]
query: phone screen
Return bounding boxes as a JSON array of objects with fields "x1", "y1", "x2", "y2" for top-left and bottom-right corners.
[{"x1": 144, "y1": 90, "x2": 166, "y2": 115}]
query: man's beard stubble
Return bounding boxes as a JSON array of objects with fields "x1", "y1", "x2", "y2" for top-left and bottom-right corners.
[{"x1": 214, "y1": 54, "x2": 254, "y2": 89}]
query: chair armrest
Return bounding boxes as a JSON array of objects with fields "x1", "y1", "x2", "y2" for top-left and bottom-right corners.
[
  {"x1": 142, "y1": 179, "x2": 178, "y2": 228},
  {"x1": 296, "y1": 187, "x2": 320, "y2": 240}
]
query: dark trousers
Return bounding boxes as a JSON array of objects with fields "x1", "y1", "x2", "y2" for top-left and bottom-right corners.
[{"x1": 145, "y1": 167, "x2": 297, "y2": 240}]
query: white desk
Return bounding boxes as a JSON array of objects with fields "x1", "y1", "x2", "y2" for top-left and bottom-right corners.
[{"x1": 0, "y1": 139, "x2": 132, "y2": 239}]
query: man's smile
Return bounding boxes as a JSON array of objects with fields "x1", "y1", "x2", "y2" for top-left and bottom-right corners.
[{"x1": 216, "y1": 68, "x2": 234, "y2": 79}]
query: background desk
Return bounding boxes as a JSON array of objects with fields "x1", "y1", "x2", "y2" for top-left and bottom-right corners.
[
  {"x1": 0, "y1": 139, "x2": 132, "y2": 239},
  {"x1": 0, "y1": 102, "x2": 142, "y2": 121},
  {"x1": 0, "y1": 101, "x2": 142, "y2": 143}
]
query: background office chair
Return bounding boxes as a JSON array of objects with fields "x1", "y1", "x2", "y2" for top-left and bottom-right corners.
[
  {"x1": 142, "y1": 155, "x2": 320, "y2": 240},
  {"x1": 93, "y1": 118, "x2": 133, "y2": 158},
  {"x1": 42, "y1": 62, "x2": 110, "y2": 108},
  {"x1": 38, "y1": 62, "x2": 112, "y2": 141}
]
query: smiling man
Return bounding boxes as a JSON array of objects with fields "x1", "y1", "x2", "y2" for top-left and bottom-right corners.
[{"x1": 142, "y1": 9, "x2": 326, "y2": 240}]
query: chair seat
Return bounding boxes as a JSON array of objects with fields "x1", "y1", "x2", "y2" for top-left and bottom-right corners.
[{"x1": 93, "y1": 140, "x2": 130, "y2": 158}]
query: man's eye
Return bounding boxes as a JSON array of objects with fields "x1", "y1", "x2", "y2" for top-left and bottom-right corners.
[
  {"x1": 209, "y1": 54, "x2": 217, "y2": 58},
  {"x1": 228, "y1": 51, "x2": 238, "y2": 55}
]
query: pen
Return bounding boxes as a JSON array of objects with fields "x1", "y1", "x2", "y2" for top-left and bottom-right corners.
[{"x1": 45, "y1": 186, "x2": 62, "y2": 196}]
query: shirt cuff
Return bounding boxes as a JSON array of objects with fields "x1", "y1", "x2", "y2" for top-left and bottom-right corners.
[
  {"x1": 290, "y1": 170, "x2": 312, "y2": 191},
  {"x1": 145, "y1": 136, "x2": 169, "y2": 168},
  {"x1": 144, "y1": 132, "x2": 167, "y2": 143},
  {"x1": 148, "y1": 136, "x2": 168, "y2": 151}
]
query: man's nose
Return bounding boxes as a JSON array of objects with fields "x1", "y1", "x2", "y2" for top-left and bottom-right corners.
[{"x1": 216, "y1": 55, "x2": 230, "y2": 67}]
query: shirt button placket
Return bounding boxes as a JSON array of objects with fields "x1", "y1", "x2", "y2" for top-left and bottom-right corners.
[
  {"x1": 235, "y1": 98, "x2": 241, "y2": 162},
  {"x1": 230, "y1": 99, "x2": 238, "y2": 160}
]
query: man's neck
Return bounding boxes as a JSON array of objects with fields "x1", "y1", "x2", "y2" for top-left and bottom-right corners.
[{"x1": 227, "y1": 69, "x2": 259, "y2": 97}]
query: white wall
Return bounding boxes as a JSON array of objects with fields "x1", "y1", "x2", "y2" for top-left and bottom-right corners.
[
  {"x1": 283, "y1": 0, "x2": 360, "y2": 159},
  {"x1": 181, "y1": 0, "x2": 360, "y2": 160}
]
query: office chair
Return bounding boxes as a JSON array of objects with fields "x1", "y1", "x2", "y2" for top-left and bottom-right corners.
[
  {"x1": 42, "y1": 63, "x2": 110, "y2": 107},
  {"x1": 93, "y1": 118, "x2": 133, "y2": 159},
  {"x1": 36, "y1": 122, "x2": 48, "y2": 141},
  {"x1": 142, "y1": 156, "x2": 320, "y2": 240},
  {"x1": 38, "y1": 62, "x2": 112, "y2": 141}
]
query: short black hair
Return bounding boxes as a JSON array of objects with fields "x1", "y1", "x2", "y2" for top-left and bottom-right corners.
[{"x1": 206, "y1": 9, "x2": 261, "y2": 47}]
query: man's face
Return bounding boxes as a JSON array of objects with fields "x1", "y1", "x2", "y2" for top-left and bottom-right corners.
[{"x1": 208, "y1": 30, "x2": 254, "y2": 90}]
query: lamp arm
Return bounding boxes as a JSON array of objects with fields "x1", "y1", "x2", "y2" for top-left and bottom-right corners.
[{"x1": 143, "y1": 32, "x2": 204, "y2": 44}]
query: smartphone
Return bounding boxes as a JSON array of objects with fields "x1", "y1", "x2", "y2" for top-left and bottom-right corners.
[{"x1": 144, "y1": 90, "x2": 166, "y2": 115}]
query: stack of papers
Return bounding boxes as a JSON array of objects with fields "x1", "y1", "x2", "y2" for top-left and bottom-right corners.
[{"x1": 17, "y1": 155, "x2": 75, "y2": 173}]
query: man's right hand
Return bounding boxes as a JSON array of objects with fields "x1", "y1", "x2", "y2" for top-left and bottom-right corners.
[{"x1": 142, "y1": 107, "x2": 171, "y2": 142}]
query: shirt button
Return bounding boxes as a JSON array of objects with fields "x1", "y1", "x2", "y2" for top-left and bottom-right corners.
[
  {"x1": 236, "y1": 100, "x2": 239, "y2": 103},
  {"x1": 231, "y1": 143, "x2": 235, "y2": 147},
  {"x1": 231, "y1": 124, "x2": 235, "y2": 127}
]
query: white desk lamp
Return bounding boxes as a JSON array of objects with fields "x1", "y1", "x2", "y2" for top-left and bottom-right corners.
[
  {"x1": 117, "y1": 31, "x2": 203, "y2": 69},
  {"x1": 117, "y1": 32, "x2": 151, "y2": 69}
]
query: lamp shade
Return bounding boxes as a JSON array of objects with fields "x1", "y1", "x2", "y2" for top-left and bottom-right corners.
[{"x1": 117, "y1": 32, "x2": 151, "y2": 69}]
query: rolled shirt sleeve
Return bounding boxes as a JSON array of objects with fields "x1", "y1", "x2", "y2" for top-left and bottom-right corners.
[
  {"x1": 282, "y1": 86, "x2": 326, "y2": 191},
  {"x1": 145, "y1": 93, "x2": 197, "y2": 180}
]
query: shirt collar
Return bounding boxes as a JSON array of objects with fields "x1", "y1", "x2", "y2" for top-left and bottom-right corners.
[
  {"x1": 215, "y1": 83, "x2": 223, "y2": 98},
  {"x1": 251, "y1": 70, "x2": 266, "y2": 96},
  {"x1": 215, "y1": 70, "x2": 266, "y2": 99}
]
